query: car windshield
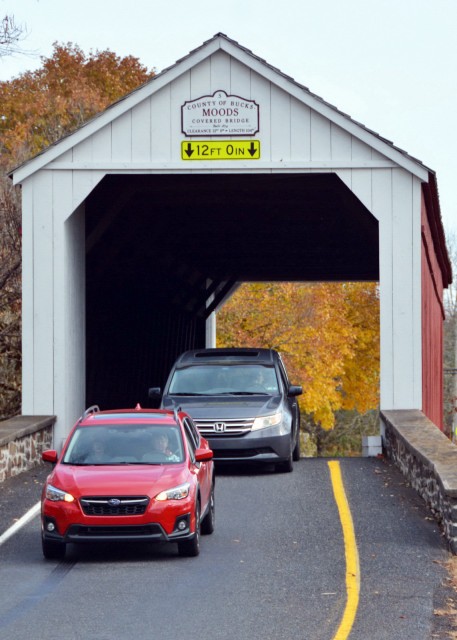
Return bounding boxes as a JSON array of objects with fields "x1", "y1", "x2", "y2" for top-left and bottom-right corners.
[
  {"x1": 62, "y1": 424, "x2": 184, "y2": 465},
  {"x1": 168, "y1": 364, "x2": 279, "y2": 395}
]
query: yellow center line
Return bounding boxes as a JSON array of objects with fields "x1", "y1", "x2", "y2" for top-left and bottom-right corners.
[{"x1": 328, "y1": 460, "x2": 360, "y2": 640}]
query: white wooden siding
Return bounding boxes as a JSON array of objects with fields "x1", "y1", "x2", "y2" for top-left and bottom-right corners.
[{"x1": 18, "y1": 43, "x2": 428, "y2": 442}]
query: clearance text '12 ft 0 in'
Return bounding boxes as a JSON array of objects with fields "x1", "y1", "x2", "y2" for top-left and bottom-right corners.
[{"x1": 181, "y1": 140, "x2": 261, "y2": 161}]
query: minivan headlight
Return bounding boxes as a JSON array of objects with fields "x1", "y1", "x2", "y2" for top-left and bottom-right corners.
[
  {"x1": 252, "y1": 411, "x2": 282, "y2": 431},
  {"x1": 155, "y1": 482, "x2": 190, "y2": 501},
  {"x1": 45, "y1": 484, "x2": 75, "y2": 503}
]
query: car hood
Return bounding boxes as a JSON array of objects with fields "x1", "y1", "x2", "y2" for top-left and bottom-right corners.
[
  {"x1": 163, "y1": 394, "x2": 282, "y2": 418},
  {"x1": 49, "y1": 464, "x2": 187, "y2": 498}
]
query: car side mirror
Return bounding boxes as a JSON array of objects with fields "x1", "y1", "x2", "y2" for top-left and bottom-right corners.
[
  {"x1": 288, "y1": 385, "x2": 303, "y2": 397},
  {"x1": 195, "y1": 448, "x2": 214, "y2": 462},
  {"x1": 148, "y1": 387, "x2": 162, "y2": 399},
  {"x1": 42, "y1": 449, "x2": 58, "y2": 464}
]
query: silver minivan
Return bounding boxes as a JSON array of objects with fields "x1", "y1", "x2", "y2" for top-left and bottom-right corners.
[{"x1": 149, "y1": 348, "x2": 302, "y2": 472}]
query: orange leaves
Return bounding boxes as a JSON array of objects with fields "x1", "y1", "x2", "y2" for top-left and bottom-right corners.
[
  {"x1": 0, "y1": 42, "x2": 153, "y2": 169},
  {"x1": 0, "y1": 42, "x2": 154, "y2": 419},
  {"x1": 216, "y1": 282, "x2": 380, "y2": 429}
]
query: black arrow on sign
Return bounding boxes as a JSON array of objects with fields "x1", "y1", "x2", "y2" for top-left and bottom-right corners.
[
  {"x1": 185, "y1": 143, "x2": 194, "y2": 157},
  {"x1": 248, "y1": 142, "x2": 257, "y2": 157}
]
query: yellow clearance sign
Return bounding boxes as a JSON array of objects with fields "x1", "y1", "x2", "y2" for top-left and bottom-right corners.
[{"x1": 181, "y1": 140, "x2": 260, "y2": 161}]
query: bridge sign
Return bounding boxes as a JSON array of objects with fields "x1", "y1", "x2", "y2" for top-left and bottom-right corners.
[
  {"x1": 181, "y1": 91, "x2": 259, "y2": 137},
  {"x1": 181, "y1": 140, "x2": 260, "y2": 160}
]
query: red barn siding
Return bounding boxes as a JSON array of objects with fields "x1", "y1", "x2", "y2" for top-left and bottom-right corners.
[{"x1": 421, "y1": 189, "x2": 445, "y2": 429}]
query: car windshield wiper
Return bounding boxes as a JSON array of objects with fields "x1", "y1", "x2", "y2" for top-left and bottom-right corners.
[
  {"x1": 171, "y1": 392, "x2": 207, "y2": 396},
  {"x1": 220, "y1": 391, "x2": 270, "y2": 396}
]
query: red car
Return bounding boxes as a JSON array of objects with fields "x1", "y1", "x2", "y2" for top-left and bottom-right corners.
[{"x1": 41, "y1": 406, "x2": 214, "y2": 559}]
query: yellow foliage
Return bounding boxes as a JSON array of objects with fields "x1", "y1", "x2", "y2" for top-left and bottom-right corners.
[{"x1": 217, "y1": 282, "x2": 380, "y2": 429}]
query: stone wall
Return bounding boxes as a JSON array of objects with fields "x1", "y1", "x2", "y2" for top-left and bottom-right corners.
[
  {"x1": 0, "y1": 416, "x2": 55, "y2": 482},
  {"x1": 382, "y1": 409, "x2": 457, "y2": 554}
]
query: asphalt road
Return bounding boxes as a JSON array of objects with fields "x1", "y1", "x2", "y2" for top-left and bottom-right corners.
[{"x1": 0, "y1": 458, "x2": 454, "y2": 640}]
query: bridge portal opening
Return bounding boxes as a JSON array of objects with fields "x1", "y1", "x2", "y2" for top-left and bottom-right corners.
[{"x1": 85, "y1": 173, "x2": 379, "y2": 408}]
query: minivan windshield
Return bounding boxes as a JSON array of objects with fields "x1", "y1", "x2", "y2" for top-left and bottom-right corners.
[{"x1": 168, "y1": 364, "x2": 279, "y2": 396}]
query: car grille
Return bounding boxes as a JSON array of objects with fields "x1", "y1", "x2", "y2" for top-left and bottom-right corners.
[
  {"x1": 80, "y1": 496, "x2": 149, "y2": 516},
  {"x1": 193, "y1": 418, "x2": 255, "y2": 436},
  {"x1": 213, "y1": 447, "x2": 275, "y2": 458},
  {"x1": 67, "y1": 524, "x2": 163, "y2": 539}
]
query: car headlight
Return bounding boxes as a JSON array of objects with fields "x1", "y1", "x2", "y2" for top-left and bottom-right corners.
[
  {"x1": 252, "y1": 411, "x2": 283, "y2": 431},
  {"x1": 155, "y1": 482, "x2": 190, "y2": 501},
  {"x1": 45, "y1": 484, "x2": 75, "y2": 503}
]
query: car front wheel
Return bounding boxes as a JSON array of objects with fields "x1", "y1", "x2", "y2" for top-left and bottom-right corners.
[
  {"x1": 42, "y1": 537, "x2": 66, "y2": 560},
  {"x1": 201, "y1": 485, "x2": 215, "y2": 535},
  {"x1": 293, "y1": 427, "x2": 301, "y2": 461},
  {"x1": 275, "y1": 437, "x2": 294, "y2": 473},
  {"x1": 178, "y1": 501, "x2": 201, "y2": 557}
]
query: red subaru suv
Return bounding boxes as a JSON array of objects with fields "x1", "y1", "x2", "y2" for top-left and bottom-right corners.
[{"x1": 41, "y1": 406, "x2": 214, "y2": 559}]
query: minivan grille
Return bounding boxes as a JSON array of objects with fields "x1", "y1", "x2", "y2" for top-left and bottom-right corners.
[
  {"x1": 194, "y1": 418, "x2": 255, "y2": 436},
  {"x1": 80, "y1": 496, "x2": 149, "y2": 516}
]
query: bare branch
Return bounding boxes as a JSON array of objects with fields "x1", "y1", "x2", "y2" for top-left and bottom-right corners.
[{"x1": 0, "y1": 15, "x2": 29, "y2": 58}]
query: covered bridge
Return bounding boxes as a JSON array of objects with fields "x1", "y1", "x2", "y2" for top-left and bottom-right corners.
[{"x1": 10, "y1": 33, "x2": 452, "y2": 448}]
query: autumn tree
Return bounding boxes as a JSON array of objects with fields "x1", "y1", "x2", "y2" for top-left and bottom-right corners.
[
  {"x1": 0, "y1": 42, "x2": 153, "y2": 166},
  {"x1": 216, "y1": 281, "x2": 380, "y2": 430},
  {"x1": 0, "y1": 43, "x2": 153, "y2": 418}
]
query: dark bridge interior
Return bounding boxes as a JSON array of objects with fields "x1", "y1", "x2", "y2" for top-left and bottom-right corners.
[{"x1": 85, "y1": 173, "x2": 379, "y2": 408}]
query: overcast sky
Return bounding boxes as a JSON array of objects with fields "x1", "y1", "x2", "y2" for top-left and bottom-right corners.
[{"x1": 1, "y1": 0, "x2": 456, "y2": 237}]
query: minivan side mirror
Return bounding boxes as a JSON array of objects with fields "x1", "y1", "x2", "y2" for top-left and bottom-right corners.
[
  {"x1": 288, "y1": 385, "x2": 303, "y2": 397},
  {"x1": 148, "y1": 387, "x2": 162, "y2": 399}
]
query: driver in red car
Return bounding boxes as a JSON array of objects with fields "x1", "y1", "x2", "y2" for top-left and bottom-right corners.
[{"x1": 148, "y1": 432, "x2": 179, "y2": 462}]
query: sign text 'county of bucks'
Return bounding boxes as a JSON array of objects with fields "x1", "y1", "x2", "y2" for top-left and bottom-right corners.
[{"x1": 181, "y1": 90, "x2": 259, "y2": 137}]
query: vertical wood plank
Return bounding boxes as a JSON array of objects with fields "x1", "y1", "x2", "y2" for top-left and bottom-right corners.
[
  {"x1": 32, "y1": 172, "x2": 54, "y2": 413},
  {"x1": 330, "y1": 124, "x2": 351, "y2": 161},
  {"x1": 190, "y1": 57, "x2": 211, "y2": 97},
  {"x1": 210, "y1": 50, "x2": 231, "y2": 93},
  {"x1": 21, "y1": 182, "x2": 34, "y2": 414},
  {"x1": 52, "y1": 174, "x2": 86, "y2": 446},
  {"x1": 391, "y1": 168, "x2": 420, "y2": 408},
  {"x1": 171, "y1": 73, "x2": 191, "y2": 162},
  {"x1": 310, "y1": 111, "x2": 331, "y2": 160},
  {"x1": 351, "y1": 168, "x2": 372, "y2": 211},
  {"x1": 373, "y1": 169, "x2": 393, "y2": 408},
  {"x1": 411, "y1": 176, "x2": 423, "y2": 409},
  {"x1": 151, "y1": 85, "x2": 172, "y2": 162},
  {"x1": 290, "y1": 98, "x2": 311, "y2": 161},
  {"x1": 73, "y1": 137, "x2": 92, "y2": 163},
  {"x1": 132, "y1": 99, "x2": 152, "y2": 161},
  {"x1": 112, "y1": 111, "x2": 132, "y2": 161},
  {"x1": 351, "y1": 137, "x2": 372, "y2": 161},
  {"x1": 271, "y1": 85, "x2": 290, "y2": 160},
  {"x1": 229, "y1": 57, "x2": 251, "y2": 97},
  {"x1": 251, "y1": 71, "x2": 271, "y2": 159},
  {"x1": 72, "y1": 170, "x2": 105, "y2": 213},
  {"x1": 91, "y1": 125, "x2": 112, "y2": 162}
]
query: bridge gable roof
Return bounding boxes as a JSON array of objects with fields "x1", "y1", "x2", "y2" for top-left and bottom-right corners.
[{"x1": 11, "y1": 32, "x2": 430, "y2": 184}]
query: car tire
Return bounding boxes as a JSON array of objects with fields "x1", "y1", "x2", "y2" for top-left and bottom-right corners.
[
  {"x1": 201, "y1": 485, "x2": 215, "y2": 535},
  {"x1": 275, "y1": 438, "x2": 294, "y2": 473},
  {"x1": 42, "y1": 537, "x2": 66, "y2": 560},
  {"x1": 275, "y1": 455, "x2": 293, "y2": 473},
  {"x1": 178, "y1": 501, "x2": 201, "y2": 557},
  {"x1": 292, "y1": 428, "x2": 301, "y2": 461}
]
